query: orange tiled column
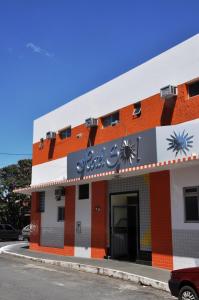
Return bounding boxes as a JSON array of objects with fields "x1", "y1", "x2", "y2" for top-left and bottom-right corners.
[
  {"x1": 29, "y1": 192, "x2": 41, "y2": 250},
  {"x1": 150, "y1": 171, "x2": 173, "y2": 270}
]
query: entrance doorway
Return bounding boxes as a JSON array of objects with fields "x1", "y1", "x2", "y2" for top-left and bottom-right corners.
[{"x1": 110, "y1": 192, "x2": 139, "y2": 261}]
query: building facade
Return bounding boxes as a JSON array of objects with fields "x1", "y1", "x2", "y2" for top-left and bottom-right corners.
[{"x1": 17, "y1": 34, "x2": 199, "y2": 270}]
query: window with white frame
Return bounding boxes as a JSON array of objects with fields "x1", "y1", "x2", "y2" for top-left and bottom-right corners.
[{"x1": 184, "y1": 187, "x2": 199, "y2": 222}]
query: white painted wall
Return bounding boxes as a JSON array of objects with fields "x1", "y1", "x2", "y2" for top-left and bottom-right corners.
[
  {"x1": 33, "y1": 34, "x2": 199, "y2": 143},
  {"x1": 31, "y1": 157, "x2": 67, "y2": 185},
  {"x1": 40, "y1": 188, "x2": 65, "y2": 248},
  {"x1": 74, "y1": 184, "x2": 91, "y2": 258},
  {"x1": 170, "y1": 165, "x2": 199, "y2": 269}
]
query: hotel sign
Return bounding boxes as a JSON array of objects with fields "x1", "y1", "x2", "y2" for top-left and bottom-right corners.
[{"x1": 67, "y1": 129, "x2": 157, "y2": 179}]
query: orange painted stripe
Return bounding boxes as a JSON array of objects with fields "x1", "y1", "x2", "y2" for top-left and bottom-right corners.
[
  {"x1": 32, "y1": 83, "x2": 199, "y2": 166},
  {"x1": 29, "y1": 243, "x2": 67, "y2": 256}
]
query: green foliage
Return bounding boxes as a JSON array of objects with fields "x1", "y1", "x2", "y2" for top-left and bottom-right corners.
[{"x1": 0, "y1": 159, "x2": 32, "y2": 228}]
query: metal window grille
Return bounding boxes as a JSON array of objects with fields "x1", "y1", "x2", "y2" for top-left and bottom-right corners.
[
  {"x1": 57, "y1": 207, "x2": 65, "y2": 222},
  {"x1": 39, "y1": 191, "x2": 45, "y2": 213}
]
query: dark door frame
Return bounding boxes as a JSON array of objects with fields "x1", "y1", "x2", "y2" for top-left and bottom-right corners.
[{"x1": 109, "y1": 191, "x2": 140, "y2": 261}]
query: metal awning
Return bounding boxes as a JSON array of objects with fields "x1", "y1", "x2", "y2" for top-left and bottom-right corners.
[{"x1": 14, "y1": 154, "x2": 199, "y2": 195}]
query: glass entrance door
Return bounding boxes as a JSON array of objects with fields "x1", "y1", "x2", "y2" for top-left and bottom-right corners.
[
  {"x1": 111, "y1": 206, "x2": 128, "y2": 259},
  {"x1": 110, "y1": 193, "x2": 139, "y2": 261},
  {"x1": 127, "y1": 204, "x2": 138, "y2": 260}
]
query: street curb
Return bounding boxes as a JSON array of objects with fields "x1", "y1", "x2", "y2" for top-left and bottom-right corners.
[{"x1": 1, "y1": 249, "x2": 169, "y2": 292}]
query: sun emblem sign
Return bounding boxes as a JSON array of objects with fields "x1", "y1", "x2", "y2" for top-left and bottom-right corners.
[
  {"x1": 120, "y1": 139, "x2": 136, "y2": 164},
  {"x1": 166, "y1": 130, "x2": 193, "y2": 156}
]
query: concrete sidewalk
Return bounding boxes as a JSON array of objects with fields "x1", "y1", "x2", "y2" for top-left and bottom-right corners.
[{"x1": 0, "y1": 242, "x2": 170, "y2": 292}]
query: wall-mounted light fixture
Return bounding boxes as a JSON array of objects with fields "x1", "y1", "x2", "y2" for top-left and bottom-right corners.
[
  {"x1": 95, "y1": 206, "x2": 101, "y2": 213},
  {"x1": 76, "y1": 133, "x2": 83, "y2": 139}
]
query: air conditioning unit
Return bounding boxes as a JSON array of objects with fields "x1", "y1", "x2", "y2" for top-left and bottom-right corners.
[
  {"x1": 160, "y1": 85, "x2": 177, "y2": 99},
  {"x1": 55, "y1": 188, "x2": 65, "y2": 201},
  {"x1": 85, "y1": 118, "x2": 98, "y2": 128},
  {"x1": 46, "y1": 131, "x2": 56, "y2": 140}
]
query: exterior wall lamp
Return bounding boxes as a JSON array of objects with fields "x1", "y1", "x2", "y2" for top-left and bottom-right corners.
[
  {"x1": 95, "y1": 206, "x2": 101, "y2": 213},
  {"x1": 76, "y1": 133, "x2": 83, "y2": 139}
]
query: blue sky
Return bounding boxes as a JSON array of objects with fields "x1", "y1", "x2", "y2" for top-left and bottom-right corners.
[{"x1": 0, "y1": 0, "x2": 199, "y2": 167}]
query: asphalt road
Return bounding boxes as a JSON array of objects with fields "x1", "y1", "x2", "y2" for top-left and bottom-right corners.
[{"x1": 0, "y1": 254, "x2": 173, "y2": 300}]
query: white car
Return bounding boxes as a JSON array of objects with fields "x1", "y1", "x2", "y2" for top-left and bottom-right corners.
[{"x1": 21, "y1": 224, "x2": 30, "y2": 241}]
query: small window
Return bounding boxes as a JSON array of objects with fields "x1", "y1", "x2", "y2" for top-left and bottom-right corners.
[
  {"x1": 102, "y1": 111, "x2": 119, "y2": 128},
  {"x1": 57, "y1": 207, "x2": 65, "y2": 222},
  {"x1": 59, "y1": 126, "x2": 71, "y2": 139},
  {"x1": 188, "y1": 81, "x2": 199, "y2": 98},
  {"x1": 0, "y1": 225, "x2": 3, "y2": 230},
  {"x1": 38, "y1": 191, "x2": 45, "y2": 213},
  {"x1": 184, "y1": 187, "x2": 199, "y2": 222},
  {"x1": 79, "y1": 184, "x2": 89, "y2": 200},
  {"x1": 133, "y1": 102, "x2": 141, "y2": 117}
]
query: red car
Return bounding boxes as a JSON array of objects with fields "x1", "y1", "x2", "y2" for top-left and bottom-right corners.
[{"x1": 169, "y1": 267, "x2": 199, "y2": 299}]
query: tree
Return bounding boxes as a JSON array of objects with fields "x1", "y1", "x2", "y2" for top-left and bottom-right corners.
[{"x1": 0, "y1": 159, "x2": 32, "y2": 229}]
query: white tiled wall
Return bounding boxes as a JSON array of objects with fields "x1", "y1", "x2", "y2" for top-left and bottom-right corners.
[
  {"x1": 170, "y1": 165, "x2": 199, "y2": 269},
  {"x1": 108, "y1": 175, "x2": 151, "y2": 252},
  {"x1": 74, "y1": 184, "x2": 91, "y2": 258},
  {"x1": 40, "y1": 188, "x2": 65, "y2": 248}
]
